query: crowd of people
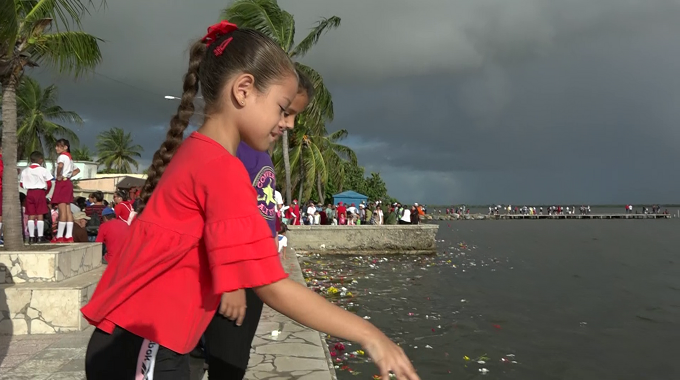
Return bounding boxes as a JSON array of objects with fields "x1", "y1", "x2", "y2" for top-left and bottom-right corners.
[
  {"x1": 276, "y1": 198, "x2": 427, "y2": 226},
  {"x1": 1, "y1": 141, "x2": 135, "y2": 263}
]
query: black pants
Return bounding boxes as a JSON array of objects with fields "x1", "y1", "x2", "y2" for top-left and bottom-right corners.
[
  {"x1": 203, "y1": 288, "x2": 264, "y2": 379},
  {"x1": 86, "y1": 327, "x2": 190, "y2": 379}
]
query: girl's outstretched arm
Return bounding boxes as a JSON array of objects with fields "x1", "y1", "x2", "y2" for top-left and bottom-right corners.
[{"x1": 254, "y1": 278, "x2": 420, "y2": 380}]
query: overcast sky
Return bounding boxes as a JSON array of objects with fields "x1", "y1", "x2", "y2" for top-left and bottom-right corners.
[{"x1": 32, "y1": 0, "x2": 680, "y2": 205}]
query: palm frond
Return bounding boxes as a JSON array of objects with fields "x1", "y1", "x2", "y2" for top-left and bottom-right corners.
[
  {"x1": 220, "y1": 0, "x2": 289, "y2": 46},
  {"x1": 21, "y1": 0, "x2": 105, "y2": 33},
  {"x1": 0, "y1": 0, "x2": 19, "y2": 53},
  {"x1": 326, "y1": 129, "x2": 348, "y2": 142},
  {"x1": 43, "y1": 107, "x2": 82, "y2": 124},
  {"x1": 30, "y1": 30, "x2": 102, "y2": 77},
  {"x1": 290, "y1": 16, "x2": 341, "y2": 58},
  {"x1": 42, "y1": 120, "x2": 80, "y2": 144},
  {"x1": 295, "y1": 62, "x2": 334, "y2": 123},
  {"x1": 41, "y1": 83, "x2": 59, "y2": 107}
]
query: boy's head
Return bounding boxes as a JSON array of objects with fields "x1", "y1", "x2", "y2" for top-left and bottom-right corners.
[
  {"x1": 101, "y1": 208, "x2": 116, "y2": 222},
  {"x1": 90, "y1": 191, "x2": 104, "y2": 203},
  {"x1": 281, "y1": 67, "x2": 314, "y2": 130},
  {"x1": 29, "y1": 151, "x2": 44, "y2": 164},
  {"x1": 278, "y1": 224, "x2": 288, "y2": 235}
]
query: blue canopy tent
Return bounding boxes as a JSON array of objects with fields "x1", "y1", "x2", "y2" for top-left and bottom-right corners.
[{"x1": 333, "y1": 190, "x2": 368, "y2": 206}]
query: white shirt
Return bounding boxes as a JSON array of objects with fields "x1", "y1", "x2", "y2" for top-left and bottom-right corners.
[
  {"x1": 306, "y1": 206, "x2": 316, "y2": 216},
  {"x1": 347, "y1": 206, "x2": 357, "y2": 214},
  {"x1": 20, "y1": 165, "x2": 53, "y2": 189},
  {"x1": 277, "y1": 234, "x2": 287, "y2": 253},
  {"x1": 56, "y1": 154, "x2": 75, "y2": 178},
  {"x1": 400, "y1": 209, "x2": 411, "y2": 222},
  {"x1": 274, "y1": 191, "x2": 283, "y2": 208}
]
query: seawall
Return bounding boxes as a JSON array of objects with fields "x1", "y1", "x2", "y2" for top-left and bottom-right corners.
[{"x1": 287, "y1": 225, "x2": 439, "y2": 254}]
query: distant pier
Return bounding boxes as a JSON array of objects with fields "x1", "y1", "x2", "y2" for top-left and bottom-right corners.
[{"x1": 428, "y1": 213, "x2": 673, "y2": 221}]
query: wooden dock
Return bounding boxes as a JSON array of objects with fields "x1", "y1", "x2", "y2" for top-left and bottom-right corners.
[
  {"x1": 490, "y1": 214, "x2": 670, "y2": 220},
  {"x1": 428, "y1": 213, "x2": 673, "y2": 221}
]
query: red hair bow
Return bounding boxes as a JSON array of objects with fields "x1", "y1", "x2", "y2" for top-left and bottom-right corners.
[{"x1": 202, "y1": 20, "x2": 238, "y2": 47}]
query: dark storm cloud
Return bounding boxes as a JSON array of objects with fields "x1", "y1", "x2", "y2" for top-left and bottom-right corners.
[{"x1": 30, "y1": 0, "x2": 680, "y2": 204}]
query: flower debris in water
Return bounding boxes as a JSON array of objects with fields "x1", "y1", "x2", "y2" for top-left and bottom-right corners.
[{"x1": 298, "y1": 240, "x2": 517, "y2": 378}]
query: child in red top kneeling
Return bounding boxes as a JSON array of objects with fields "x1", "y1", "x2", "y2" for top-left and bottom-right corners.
[{"x1": 81, "y1": 21, "x2": 418, "y2": 380}]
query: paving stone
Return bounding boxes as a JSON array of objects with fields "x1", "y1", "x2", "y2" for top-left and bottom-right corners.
[
  {"x1": 0, "y1": 353, "x2": 32, "y2": 368},
  {"x1": 57, "y1": 358, "x2": 85, "y2": 372},
  {"x1": 256, "y1": 343, "x2": 326, "y2": 358},
  {"x1": 31, "y1": 348, "x2": 82, "y2": 360},
  {"x1": 298, "y1": 371, "x2": 334, "y2": 380},
  {"x1": 44, "y1": 372, "x2": 86, "y2": 380},
  {"x1": 47, "y1": 336, "x2": 91, "y2": 349},
  {"x1": 273, "y1": 357, "x2": 329, "y2": 372},
  {"x1": 10, "y1": 358, "x2": 69, "y2": 373},
  {"x1": 0, "y1": 374, "x2": 49, "y2": 380}
]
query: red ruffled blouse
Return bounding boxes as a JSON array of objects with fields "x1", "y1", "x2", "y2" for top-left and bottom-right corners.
[{"x1": 81, "y1": 132, "x2": 287, "y2": 354}]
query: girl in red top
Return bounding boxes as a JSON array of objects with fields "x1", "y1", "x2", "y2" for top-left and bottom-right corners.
[
  {"x1": 113, "y1": 189, "x2": 135, "y2": 225},
  {"x1": 81, "y1": 22, "x2": 418, "y2": 380}
]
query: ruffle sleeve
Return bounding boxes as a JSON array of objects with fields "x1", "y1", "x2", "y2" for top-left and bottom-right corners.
[{"x1": 204, "y1": 214, "x2": 287, "y2": 293}]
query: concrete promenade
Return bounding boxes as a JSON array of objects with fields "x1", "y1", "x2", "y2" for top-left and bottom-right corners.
[{"x1": 0, "y1": 249, "x2": 335, "y2": 380}]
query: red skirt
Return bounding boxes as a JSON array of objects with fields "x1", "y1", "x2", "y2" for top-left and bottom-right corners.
[
  {"x1": 51, "y1": 179, "x2": 73, "y2": 205},
  {"x1": 26, "y1": 189, "x2": 49, "y2": 215}
]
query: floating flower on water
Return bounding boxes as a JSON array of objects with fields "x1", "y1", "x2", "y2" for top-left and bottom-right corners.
[
  {"x1": 464, "y1": 356, "x2": 470, "y2": 361},
  {"x1": 335, "y1": 343, "x2": 346, "y2": 351},
  {"x1": 373, "y1": 376, "x2": 381, "y2": 380},
  {"x1": 479, "y1": 368, "x2": 489, "y2": 374},
  {"x1": 327, "y1": 286, "x2": 339, "y2": 295},
  {"x1": 357, "y1": 349, "x2": 365, "y2": 355}
]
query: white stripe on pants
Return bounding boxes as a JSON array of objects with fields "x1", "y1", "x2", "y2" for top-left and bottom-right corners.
[{"x1": 136, "y1": 339, "x2": 159, "y2": 380}]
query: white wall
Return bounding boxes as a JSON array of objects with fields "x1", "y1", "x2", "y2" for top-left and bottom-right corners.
[{"x1": 17, "y1": 160, "x2": 99, "y2": 180}]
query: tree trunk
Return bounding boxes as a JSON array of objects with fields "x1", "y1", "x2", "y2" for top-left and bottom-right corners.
[
  {"x1": 2, "y1": 75, "x2": 25, "y2": 249},
  {"x1": 282, "y1": 130, "x2": 292, "y2": 205},
  {"x1": 316, "y1": 174, "x2": 324, "y2": 204},
  {"x1": 297, "y1": 151, "x2": 304, "y2": 203}
]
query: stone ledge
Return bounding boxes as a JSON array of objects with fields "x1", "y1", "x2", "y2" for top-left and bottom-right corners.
[
  {"x1": 0, "y1": 243, "x2": 103, "y2": 284},
  {"x1": 288, "y1": 224, "x2": 439, "y2": 254},
  {"x1": 0, "y1": 266, "x2": 105, "y2": 335}
]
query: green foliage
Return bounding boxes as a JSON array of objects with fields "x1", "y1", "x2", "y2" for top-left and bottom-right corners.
[
  {"x1": 71, "y1": 146, "x2": 93, "y2": 161},
  {"x1": 0, "y1": 76, "x2": 82, "y2": 160},
  {"x1": 321, "y1": 162, "x2": 392, "y2": 204},
  {"x1": 95, "y1": 127, "x2": 143, "y2": 173}
]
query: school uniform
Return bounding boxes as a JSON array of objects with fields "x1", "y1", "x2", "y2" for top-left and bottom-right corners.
[
  {"x1": 81, "y1": 133, "x2": 287, "y2": 379},
  {"x1": 20, "y1": 164, "x2": 53, "y2": 216},
  {"x1": 51, "y1": 152, "x2": 75, "y2": 204}
]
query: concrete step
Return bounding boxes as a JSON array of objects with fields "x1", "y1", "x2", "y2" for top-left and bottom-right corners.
[
  {"x1": 0, "y1": 243, "x2": 103, "y2": 284},
  {"x1": 0, "y1": 265, "x2": 105, "y2": 334}
]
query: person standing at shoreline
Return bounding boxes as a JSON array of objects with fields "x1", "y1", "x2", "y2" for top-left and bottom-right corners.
[
  {"x1": 203, "y1": 69, "x2": 312, "y2": 378},
  {"x1": 81, "y1": 22, "x2": 418, "y2": 380}
]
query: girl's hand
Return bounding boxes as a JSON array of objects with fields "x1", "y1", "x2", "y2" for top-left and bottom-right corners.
[
  {"x1": 364, "y1": 334, "x2": 419, "y2": 380},
  {"x1": 57, "y1": 176, "x2": 63, "y2": 181},
  {"x1": 219, "y1": 289, "x2": 247, "y2": 326}
]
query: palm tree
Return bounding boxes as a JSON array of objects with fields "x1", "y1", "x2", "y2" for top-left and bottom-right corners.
[
  {"x1": 96, "y1": 127, "x2": 143, "y2": 173},
  {"x1": 221, "y1": 0, "x2": 340, "y2": 204},
  {"x1": 0, "y1": 0, "x2": 103, "y2": 249},
  {"x1": 72, "y1": 146, "x2": 93, "y2": 161},
  {"x1": 274, "y1": 116, "x2": 357, "y2": 202},
  {"x1": 0, "y1": 76, "x2": 82, "y2": 160}
]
